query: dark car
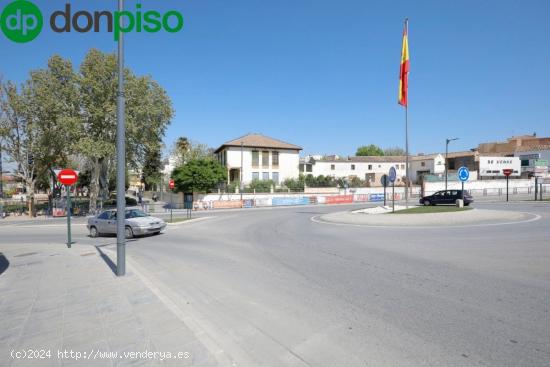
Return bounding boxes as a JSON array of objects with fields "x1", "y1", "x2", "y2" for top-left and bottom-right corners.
[{"x1": 419, "y1": 190, "x2": 473, "y2": 206}]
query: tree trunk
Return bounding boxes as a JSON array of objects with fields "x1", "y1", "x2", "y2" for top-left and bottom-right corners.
[
  {"x1": 26, "y1": 180, "x2": 35, "y2": 217},
  {"x1": 89, "y1": 158, "x2": 100, "y2": 214}
]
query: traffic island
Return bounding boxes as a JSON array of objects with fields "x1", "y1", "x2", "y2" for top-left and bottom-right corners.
[
  {"x1": 390, "y1": 206, "x2": 473, "y2": 214},
  {"x1": 314, "y1": 206, "x2": 539, "y2": 227}
]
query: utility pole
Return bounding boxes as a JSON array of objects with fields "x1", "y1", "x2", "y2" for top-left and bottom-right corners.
[
  {"x1": 240, "y1": 141, "x2": 243, "y2": 201},
  {"x1": 445, "y1": 137, "x2": 459, "y2": 191},
  {"x1": 116, "y1": 0, "x2": 126, "y2": 276},
  {"x1": 0, "y1": 142, "x2": 3, "y2": 199}
]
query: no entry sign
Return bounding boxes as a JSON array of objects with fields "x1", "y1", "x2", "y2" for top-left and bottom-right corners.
[
  {"x1": 169, "y1": 179, "x2": 175, "y2": 189},
  {"x1": 57, "y1": 169, "x2": 79, "y2": 186},
  {"x1": 502, "y1": 169, "x2": 513, "y2": 177}
]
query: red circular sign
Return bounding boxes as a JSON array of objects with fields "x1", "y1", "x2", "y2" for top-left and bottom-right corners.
[
  {"x1": 169, "y1": 179, "x2": 175, "y2": 189},
  {"x1": 57, "y1": 169, "x2": 78, "y2": 186},
  {"x1": 502, "y1": 169, "x2": 513, "y2": 177}
]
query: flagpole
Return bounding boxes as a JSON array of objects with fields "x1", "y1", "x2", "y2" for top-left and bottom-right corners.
[
  {"x1": 405, "y1": 104, "x2": 409, "y2": 209},
  {"x1": 404, "y1": 18, "x2": 409, "y2": 209}
]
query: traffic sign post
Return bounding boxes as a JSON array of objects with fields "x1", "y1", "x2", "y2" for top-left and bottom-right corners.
[
  {"x1": 503, "y1": 169, "x2": 513, "y2": 202},
  {"x1": 57, "y1": 169, "x2": 78, "y2": 248},
  {"x1": 457, "y1": 166, "x2": 470, "y2": 200},
  {"x1": 388, "y1": 167, "x2": 397, "y2": 212},
  {"x1": 380, "y1": 175, "x2": 389, "y2": 206},
  {"x1": 169, "y1": 179, "x2": 175, "y2": 223}
]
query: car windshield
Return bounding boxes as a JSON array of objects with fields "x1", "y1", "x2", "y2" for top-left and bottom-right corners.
[{"x1": 125, "y1": 209, "x2": 148, "y2": 219}]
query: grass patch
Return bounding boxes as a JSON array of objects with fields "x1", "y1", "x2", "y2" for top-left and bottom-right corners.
[{"x1": 391, "y1": 206, "x2": 473, "y2": 214}]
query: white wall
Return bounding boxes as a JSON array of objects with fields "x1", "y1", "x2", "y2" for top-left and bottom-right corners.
[
  {"x1": 479, "y1": 157, "x2": 521, "y2": 177},
  {"x1": 424, "y1": 178, "x2": 536, "y2": 196},
  {"x1": 311, "y1": 160, "x2": 407, "y2": 182},
  {"x1": 223, "y1": 147, "x2": 300, "y2": 184},
  {"x1": 410, "y1": 154, "x2": 445, "y2": 183}
]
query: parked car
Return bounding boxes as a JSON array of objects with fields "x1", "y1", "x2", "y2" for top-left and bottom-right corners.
[
  {"x1": 87, "y1": 209, "x2": 166, "y2": 238},
  {"x1": 419, "y1": 190, "x2": 473, "y2": 206}
]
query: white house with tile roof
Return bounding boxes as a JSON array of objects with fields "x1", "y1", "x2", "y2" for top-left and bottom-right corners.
[
  {"x1": 301, "y1": 155, "x2": 408, "y2": 186},
  {"x1": 214, "y1": 134, "x2": 302, "y2": 186}
]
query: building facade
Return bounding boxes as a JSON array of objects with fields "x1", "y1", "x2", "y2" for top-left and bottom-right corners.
[
  {"x1": 301, "y1": 155, "x2": 407, "y2": 186},
  {"x1": 215, "y1": 134, "x2": 302, "y2": 186}
]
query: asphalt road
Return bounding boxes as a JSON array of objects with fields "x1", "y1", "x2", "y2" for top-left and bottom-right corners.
[{"x1": 1, "y1": 202, "x2": 550, "y2": 366}]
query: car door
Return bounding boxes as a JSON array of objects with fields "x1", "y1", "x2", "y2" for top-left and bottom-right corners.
[
  {"x1": 449, "y1": 190, "x2": 460, "y2": 203},
  {"x1": 94, "y1": 211, "x2": 110, "y2": 233},
  {"x1": 105, "y1": 211, "x2": 117, "y2": 234},
  {"x1": 432, "y1": 191, "x2": 444, "y2": 204}
]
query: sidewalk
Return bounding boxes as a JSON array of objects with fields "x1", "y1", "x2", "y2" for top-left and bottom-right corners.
[{"x1": 0, "y1": 243, "x2": 218, "y2": 367}]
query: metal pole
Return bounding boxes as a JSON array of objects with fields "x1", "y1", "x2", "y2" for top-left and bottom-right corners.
[
  {"x1": 66, "y1": 185, "x2": 72, "y2": 248},
  {"x1": 506, "y1": 175, "x2": 509, "y2": 202},
  {"x1": 405, "y1": 106, "x2": 409, "y2": 209},
  {"x1": 240, "y1": 141, "x2": 243, "y2": 201},
  {"x1": 392, "y1": 181, "x2": 395, "y2": 213},
  {"x1": 445, "y1": 139, "x2": 448, "y2": 191},
  {"x1": 170, "y1": 191, "x2": 173, "y2": 223},
  {"x1": 116, "y1": 0, "x2": 126, "y2": 276},
  {"x1": 0, "y1": 143, "x2": 3, "y2": 199},
  {"x1": 534, "y1": 177, "x2": 538, "y2": 201},
  {"x1": 384, "y1": 181, "x2": 387, "y2": 206}
]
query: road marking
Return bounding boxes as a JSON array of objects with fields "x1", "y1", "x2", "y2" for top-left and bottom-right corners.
[{"x1": 310, "y1": 212, "x2": 542, "y2": 229}]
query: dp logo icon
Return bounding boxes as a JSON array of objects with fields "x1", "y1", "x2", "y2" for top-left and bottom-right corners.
[{"x1": 1, "y1": 0, "x2": 43, "y2": 43}]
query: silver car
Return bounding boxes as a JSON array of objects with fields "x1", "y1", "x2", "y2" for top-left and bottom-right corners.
[{"x1": 87, "y1": 209, "x2": 166, "y2": 238}]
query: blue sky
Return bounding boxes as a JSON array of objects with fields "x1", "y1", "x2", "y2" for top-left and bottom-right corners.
[{"x1": 1, "y1": 0, "x2": 550, "y2": 157}]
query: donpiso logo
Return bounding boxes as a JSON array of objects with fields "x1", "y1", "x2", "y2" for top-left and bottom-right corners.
[
  {"x1": 1, "y1": 0, "x2": 184, "y2": 43},
  {"x1": 1, "y1": 0, "x2": 43, "y2": 43}
]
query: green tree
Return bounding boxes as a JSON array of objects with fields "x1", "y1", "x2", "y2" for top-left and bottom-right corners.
[
  {"x1": 383, "y1": 147, "x2": 406, "y2": 156},
  {"x1": 172, "y1": 159, "x2": 227, "y2": 193},
  {"x1": 356, "y1": 144, "x2": 384, "y2": 156},
  {"x1": 77, "y1": 49, "x2": 173, "y2": 212},
  {"x1": 171, "y1": 136, "x2": 213, "y2": 165},
  {"x1": 141, "y1": 146, "x2": 162, "y2": 191}
]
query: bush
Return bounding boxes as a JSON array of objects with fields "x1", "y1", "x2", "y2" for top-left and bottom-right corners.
[
  {"x1": 248, "y1": 179, "x2": 273, "y2": 193},
  {"x1": 305, "y1": 174, "x2": 336, "y2": 187},
  {"x1": 283, "y1": 175, "x2": 305, "y2": 190}
]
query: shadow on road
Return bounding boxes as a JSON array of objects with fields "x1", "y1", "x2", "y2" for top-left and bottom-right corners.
[{"x1": 0, "y1": 252, "x2": 9, "y2": 276}]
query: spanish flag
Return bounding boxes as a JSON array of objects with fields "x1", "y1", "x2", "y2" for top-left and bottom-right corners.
[{"x1": 398, "y1": 19, "x2": 409, "y2": 107}]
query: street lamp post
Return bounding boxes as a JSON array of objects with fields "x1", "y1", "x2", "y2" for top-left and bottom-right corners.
[
  {"x1": 445, "y1": 137, "x2": 459, "y2": 191},
  {"x1": 0, "y1": 142, "x2": 3, "y2": 199},
  {"x1": 240, "y1": 142, "x2": 243, "y2": 201},
  {"x1": 116, "y1": 0, "x2": 126, "y2": 276}
]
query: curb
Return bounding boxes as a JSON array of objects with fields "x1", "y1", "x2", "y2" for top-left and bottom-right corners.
[{"x1": 166, "y1": 216, "x2": 213, "y2": 226}]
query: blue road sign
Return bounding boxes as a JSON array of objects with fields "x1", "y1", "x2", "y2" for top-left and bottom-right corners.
[
  {"x1": 388, "y1": 167, "x2": 397, "y2": 183},
  {"x1": 457, "y1": 166, "x2": 470, "y2": 182}
]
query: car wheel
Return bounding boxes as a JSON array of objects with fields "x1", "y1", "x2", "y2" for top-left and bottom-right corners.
[
  {"x1": 424, "y1": 200, "x2": 430, "y2": 206},
  {"x1": 464, "y1": 202, "x2": 470, "y2": 206},
  {"x1": 89, "y1": 226, "x2": 99, "y2": 238},
  {"x1": 153, "y1": 231, "x2": 161, "y2": 235},
  {"x1": 125, "y1": 226, "x2": 134, "y2": 239}
]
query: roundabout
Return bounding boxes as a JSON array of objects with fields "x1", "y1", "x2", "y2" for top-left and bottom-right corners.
[{"x1": 313, "y1": 206, "x2": 541, "y2": 228}]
